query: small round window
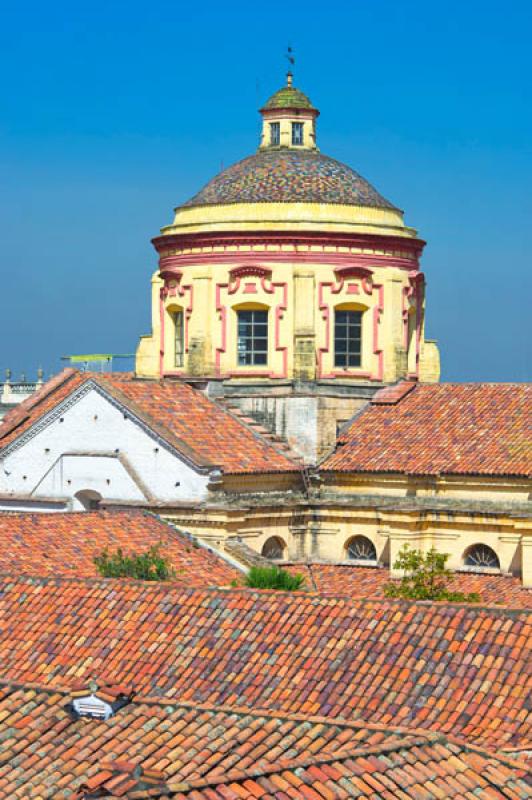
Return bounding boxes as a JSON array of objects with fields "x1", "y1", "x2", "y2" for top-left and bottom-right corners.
[
  {"x1": 346, "y1": 536, "x2": 377, "y2": 562},
  {"x1": 464, "y1": 544, "x2": 500, "y2": 570}
]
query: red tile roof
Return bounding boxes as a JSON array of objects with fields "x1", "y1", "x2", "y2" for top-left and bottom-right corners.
[
  {"x1": 0, "y1": 370, "x2": 298, "y2": 475},
  {"x1": 0, "y1": 509, "x2": 240, "y2": 586},
  {"x1": 0, "y1": 683, "x2": 529, "y2": 799},
  {"x1": 0, "y1": 579, "x2": 530, "y2": 752},
  {"x1": 286, "y1": 564, "x2": 532, "y2": 609},
  {"x1": 163, "y1": 742, "x2": 531, "y2": 799},
  {"x1": 322, "y1": 382, "x2": 532, "y2": 477}
]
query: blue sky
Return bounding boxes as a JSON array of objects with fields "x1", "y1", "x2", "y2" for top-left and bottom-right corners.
[{"x1": 1, "y1": 0, "x2": 530, "y2": 382}]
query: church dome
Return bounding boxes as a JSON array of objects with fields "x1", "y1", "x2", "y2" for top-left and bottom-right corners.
[
  {"x1": 161, "y1": 74, "x2": 416, "y2": 240},
  {"x1": 180, "y1": 149, "x2": 398, "y2": 210}
]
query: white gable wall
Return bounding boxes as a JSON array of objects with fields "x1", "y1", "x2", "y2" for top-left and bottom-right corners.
[{"x1": 0, "y1": 387, "x2": 210, "y2": 506}]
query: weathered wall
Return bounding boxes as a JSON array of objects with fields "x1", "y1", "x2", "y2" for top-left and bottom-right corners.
[
  {"x1": 0, "y1": 388, "x2": 210, "y2": 505},
  {"x1": 226, "y1": 393, "x2": 369, "y2": 463},
  {"x1": 160, "y1": 488, "x2": 531, "y2": 585}
]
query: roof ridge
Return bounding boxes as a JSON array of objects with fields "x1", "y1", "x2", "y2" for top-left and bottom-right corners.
[
  {"x1": 0, "y1": 573, "x2": 528, "y2": 613},
  {"x1": 0, "y1": 368, "x2": 79, "y2": 442},
  {"x1": 91, "y1": 376, "x2": 215, "y2": 470},
  {"x1": 164, "y1": 733, "x2": 441, "y2": 793}
]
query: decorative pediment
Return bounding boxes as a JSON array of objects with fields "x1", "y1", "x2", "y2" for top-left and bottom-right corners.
[
  {"x1": 229, "y1": 265, "x2": 272, "y2": 280},
  {"x1": 334, "y1": 265, "x2": 373, "y2": 280}
]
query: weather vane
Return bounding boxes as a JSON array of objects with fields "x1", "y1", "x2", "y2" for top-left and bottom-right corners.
[
  {"x1": 286, "y1": 45, "x2": 295, "y2": 68},
  {"x1": 286, "y1": 45, "x2": 295, "y2": 86}
]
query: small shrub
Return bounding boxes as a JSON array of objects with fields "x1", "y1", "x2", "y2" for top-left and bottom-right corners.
[
  {"x1": 94, "y1": 544, "x2": 174, "y2": 581},
  {"x1": 384, "y1": 545, "x2": 481, "y2": 603},
  {"x1": 245, "y1": 565, "x2": 305, "y2": 591}
]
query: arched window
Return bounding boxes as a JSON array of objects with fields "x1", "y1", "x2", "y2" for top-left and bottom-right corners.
[
  {"x1": 464, "y1": 544, "x2": 500, "y2": 570},
  {"x1": 335, "y1": 309, "x2": 362, "y2": 368},
  {"x1": 173, "y1": 310, "x2": 184, "y2": 368},
  {"x1": 261, "y1": 536, "x2": 286, "y2": 560},
  {"x1": 346, "y1": 535, "x2": 377, "y2": 562},
  {"x1": 237, "y1": 309, "x2": 268, "y2": 366}
]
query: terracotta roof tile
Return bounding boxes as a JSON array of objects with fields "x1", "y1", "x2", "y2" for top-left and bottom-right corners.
[
  {"x1": 0, "y1": 579, "x2": 529, "y2": 751},
  {"x1": 0, "y1": 683, "x2": 528, "y2": 799},
  {"x1": 285, "y1": 564, "x2": 532, "y2": 609},
  {"x1": 322, "y1": 383, "x2": 532, "y2": 477},
  {"x1": 0, "y1": 509, "x2": 240, "y2": 586},
  {"x1": 0, "y1": 371, "x2": 298, "y2": 475}
]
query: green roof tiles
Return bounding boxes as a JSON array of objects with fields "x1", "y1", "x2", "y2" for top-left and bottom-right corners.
[{"x1": 262, "y1": 85, "x2": 316, "y2": 110}]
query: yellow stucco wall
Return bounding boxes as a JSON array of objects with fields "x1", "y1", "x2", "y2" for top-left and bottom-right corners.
[
  {"x1": 161, "y1": 483, "x2": 531, "y2": 585},
  {"x1": 136, "y1": 255, "x2": 437, "y2": 384}
]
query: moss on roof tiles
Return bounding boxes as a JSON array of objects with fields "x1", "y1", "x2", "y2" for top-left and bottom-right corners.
[{"x1": 262, "y1": 85, "x2": 316, "y2": 110}]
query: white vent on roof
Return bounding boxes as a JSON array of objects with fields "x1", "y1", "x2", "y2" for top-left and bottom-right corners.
[{"x1": 73, "y1": 693, "x2": 113, "y2": 720}]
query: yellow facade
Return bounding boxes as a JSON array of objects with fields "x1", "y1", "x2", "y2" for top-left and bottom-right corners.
[
  {"x1": 159, "y1": 470, "x2": 531, "y2": 585},
  {"x1": 136, "y1": 76, "x2": 440, "y2": 388}
]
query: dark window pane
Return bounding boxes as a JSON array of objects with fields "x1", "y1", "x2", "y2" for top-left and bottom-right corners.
[
  {"x1": 292, "y1": 122, "x2": 304, "y2": 145},
  {"x1": 334, "y1": 310, "x2": 362, "y2": 368},
  {"x1": 237, "y1": 309, "x2": 269, "y2": 366}
]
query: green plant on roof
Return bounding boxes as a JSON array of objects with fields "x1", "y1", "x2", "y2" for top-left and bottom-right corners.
[
  {"x1": 245, "y1": 565, "x2": 305, "y2": 591},
  {"x1": 384, "y1": 545, "x2": 480, "y2": 602},
  {"x1": 94, "y1": 544, "x2": 174, "y2": 581}
]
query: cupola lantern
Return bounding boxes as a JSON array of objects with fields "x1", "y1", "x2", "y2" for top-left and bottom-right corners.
[{"x1": 259, "y1": 72, "x2": 319, "y2": 151}]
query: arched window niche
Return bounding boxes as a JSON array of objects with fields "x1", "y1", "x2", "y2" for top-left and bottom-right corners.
[
  {"x1": 233, "y1": 302, "x2": 270, "y2": 367},
  {"x1": 261, "y1": 536, "x2": 286, "y2": 560},
  {"x1": 345, "y1": 535, "x2": 377, "y2": 564},
  {"x1": 333, "y1": 303, "x2": 368, "y2": 370},
  {"x1": 74, "y1": 490, "x2": 102, "y2": 511},
  {"x1": 463, "y1": 544, "x2": 501, "y2": 572}
]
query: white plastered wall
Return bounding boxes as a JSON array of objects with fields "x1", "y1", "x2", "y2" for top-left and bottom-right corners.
[{"x1": 0, "y1": 386, "x2": 210, "y2": 507}]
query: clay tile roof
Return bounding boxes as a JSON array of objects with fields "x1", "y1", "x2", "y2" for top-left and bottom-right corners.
[
  {"x1": 0, "y1": 509, "x2": 241, "y2": 585},
  {"x1": 0, "y1": 579, "x2": 530, "y2": 752},
  {"x1": 0, "y1": 371, "x2": 298, "y2": 475},
  {"x1": 180, "y1": 150, "x2": 397, "y2": 210},
  {"x1": 285, "y1": 564, "x2": 532, "y2": 609},
  {"x1": 161, "y1": 740, "x2": 531, "y2": 799},
  {"x1": 322, "y1": 382, "x2": 532, "y2": 477},
  {"x1": 0, "y1": 682, "x2": 529, "y2": 799},
  {"x1": 261, "y1": 84, "x2": 316, "y2": 111}
]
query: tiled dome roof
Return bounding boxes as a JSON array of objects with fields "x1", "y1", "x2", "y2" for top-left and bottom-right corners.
[
  {"x1": 261, "y1": 85, "x2": 316, "y2": 110},
  {"x1": 181, "y1": 150, "x2": 397, "y2": 209}
]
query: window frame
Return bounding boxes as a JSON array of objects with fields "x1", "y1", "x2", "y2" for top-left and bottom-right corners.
[
  {"x1": 462, "y1": 544, "x2": 501, "y2": 573},
  {"x1": 346, "y1": 536, "x2": 378, "y2": 564},
  {"x1": 334, "y1": 308, "x2": 363, "y2": 369},
  {"x1": 270, "y1": 122, "x2": 280, "y2": 146},
  {"x1": 236, "y1": 308, "x2": 269, "y2": 367},
  {"x1": 291, "y1": 121, "x2": 304, "y2": 146},
  {"x1": 173, "y1": 309, "x2": 184, "y2": 368}
]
